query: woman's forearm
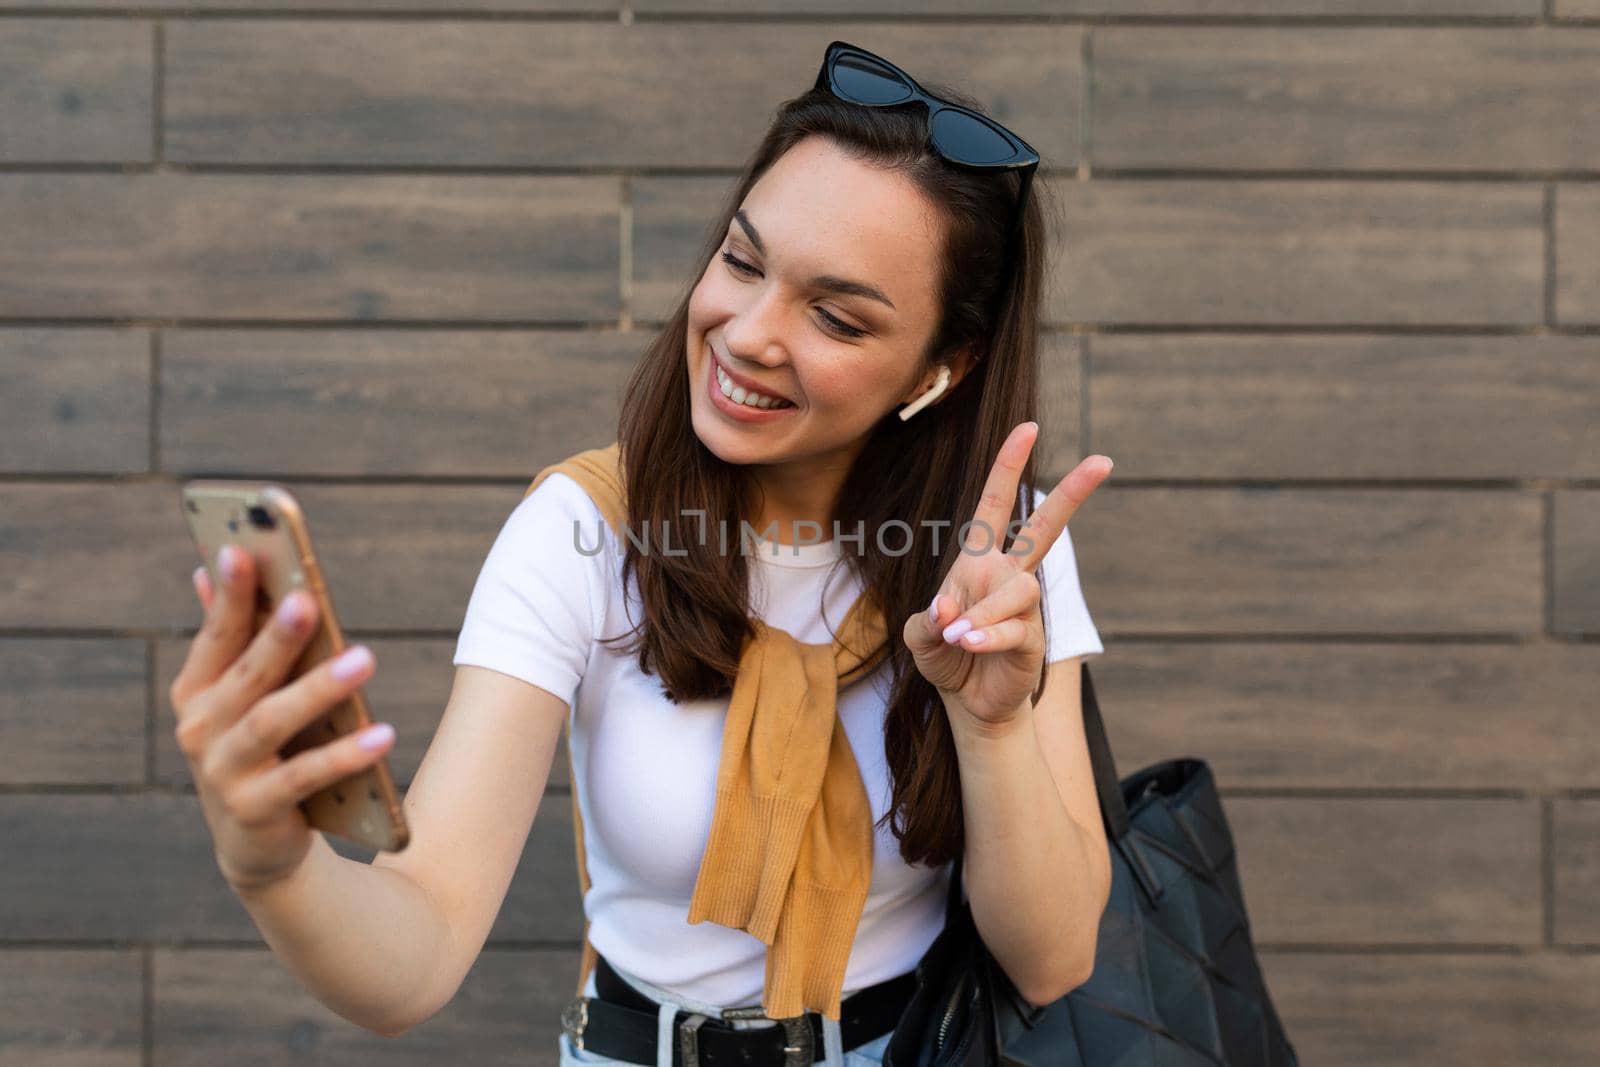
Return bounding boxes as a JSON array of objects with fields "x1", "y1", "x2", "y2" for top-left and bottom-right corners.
[
  {"x1": 947, "y1": 699, "x2": 1105, "y2": 1006},
  {"x1": 227, "y1": 831, "x2": 458, "y2": 1037}
]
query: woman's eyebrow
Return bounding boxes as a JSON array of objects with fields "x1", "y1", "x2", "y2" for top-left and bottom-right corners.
[{"x1": 732, "y1": 209, "x2": 898, "y2": 313}]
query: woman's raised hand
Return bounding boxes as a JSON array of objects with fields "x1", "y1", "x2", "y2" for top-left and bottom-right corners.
[
  {"x1": 167, "y1": 546, "x2": 392, "y2": 894},
  {"x1": 902, "y1": 421, "x2": 1112, "y2": 733}
]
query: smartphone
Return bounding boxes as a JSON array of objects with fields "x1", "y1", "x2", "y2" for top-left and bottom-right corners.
[{"x1": 179, "y1": 480, "x2": 410, "y2": 853}]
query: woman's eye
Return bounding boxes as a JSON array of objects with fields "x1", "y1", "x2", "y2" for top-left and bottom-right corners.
[
  {"x1": 718, "y1": 251, "x2": 867, "y2": 340},
  {"x1": 816, "y1": 308, "x2": 866, "y2": 339},
  {"x1": 719, "y1": 250, "x2": 759, "y2": 278}
]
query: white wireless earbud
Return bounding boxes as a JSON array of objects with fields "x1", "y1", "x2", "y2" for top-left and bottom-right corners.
[{"x1": 897, "y1": 365, "x2": 952, "y2": 422}]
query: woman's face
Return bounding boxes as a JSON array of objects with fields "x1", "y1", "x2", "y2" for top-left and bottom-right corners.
[{"x1": 686, "y1": 135, "x2": 957, "y2": 472}]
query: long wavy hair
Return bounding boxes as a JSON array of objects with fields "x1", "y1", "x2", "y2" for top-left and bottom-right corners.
[{"x1": 603, "y1": 78, "x2": 1057, "y2": 871}]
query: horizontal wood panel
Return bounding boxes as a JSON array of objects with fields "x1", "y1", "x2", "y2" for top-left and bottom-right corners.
[
  {"x1": 1094, "y1": 27, "x2": 1600, "y2": 170},
  {"x1": 1069, "y1": 487, "x2": 1542, "y2": 634},
  {"x1": 1264, "y1": 951, "x2": 1600, "y2": 1064},
  {"x1": 3, "y1": 1, "x2": 612, "y2": 8},
  {"x1": 1054, "y1": 180, "x2": 1545, "y2": 325},
  {"x1": 151, "y1": 635, "x2": 572, "y2": 790},
  {"x1": 1555, "y1": 184, "x2": 1600, "y2": 324},
  {"x1": 1552, "y1": 490, "x2": 1600, "y2": 633},
  {"x1": 1090, "y1": 334, "x2": 1600, "y2": 479},
  {"x1": 1091, "y1": 643, "x2": 1600, "y2": 791},
  {"x1": 0, "y1": 794, "x2": 582, "y2": 941},
  {"x1": 153, "y1": 945, "x2": 579, "y2": 1062},
  {"x1": 0, "y1": 329, "x2": 150, "y2": 474},
  {"x1": 635, "y1": 0, "x2": 1540, "y2": 11},
  {"x1": 0, "y1": 0, "x2": 1541, "y2": 10},
  {"x1": 0, "y1": 950, "x2": 142, "y2": 1067},
  {"x1": 1553, "y1": 799, "x2": 1600, "y2": 944},
  {"x1": 165, "y1": 22, "x2": 1079, "y2": 168},
  {"x1": 160, "y1": 328, "x2": 635, "y2": 476},
  {"x1": 0, "y1": 640, "x2": 146, "y2": 785},
  {"x1": 0, "y1": 173, "x2": 619, "y2": 321},
  {"x1": 0, "y1": 19, "x2": 150, "y2": 164},
  {"x1": 1228, "y1": 796, "x2": 1540, "y2": 943}
]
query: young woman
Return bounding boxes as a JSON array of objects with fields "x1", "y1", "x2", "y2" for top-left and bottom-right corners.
[{"x1": 169, "y1": 41, "x2": 1113, "y2": 1067}]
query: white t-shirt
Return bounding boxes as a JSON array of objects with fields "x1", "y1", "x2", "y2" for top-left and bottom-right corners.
[{"x1": 452, "y1": 471, "x2": 1104, "y2": 1007}]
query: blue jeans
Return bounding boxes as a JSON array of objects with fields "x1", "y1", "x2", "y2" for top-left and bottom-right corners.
[{"x1": 558, "y1": 959, "x2": 896, "y2": 1067}]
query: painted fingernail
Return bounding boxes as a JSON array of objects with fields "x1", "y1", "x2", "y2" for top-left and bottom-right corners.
[
  {"x1": 275, "y1": 591, "x2": 308, "y2": 631},
  {"x1": 964, "y1": 629, "x2": 988, "y2": 645},
  {"x1": 943, "y1": 617, "x2": 973, "y2": 644},
  {"x1": 928, "y1": 595, "x2": 940, "y2": 624},
  {"x1": 332, "y1": 645, "x2": 374, "y2": 681},
  {"x1": 218, "y1": 545, "x2": 240, "y2": 582},
  {"x1": 358, "y1": 723, "x2": 394, "y2": 751}
]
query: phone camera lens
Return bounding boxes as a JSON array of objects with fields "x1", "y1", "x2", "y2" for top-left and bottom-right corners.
[{"x1": 247, "y1": 506, "x2": 276, "y2": 530}]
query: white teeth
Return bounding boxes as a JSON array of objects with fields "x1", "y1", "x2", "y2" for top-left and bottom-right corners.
[{"x1": 715, "y1": 362, "x2": 791, "y2": 409}]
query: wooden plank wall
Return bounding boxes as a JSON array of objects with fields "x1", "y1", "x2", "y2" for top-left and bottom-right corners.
[{"x1": 2, "y1": 2, "x2": 1598, "y2": 1064}]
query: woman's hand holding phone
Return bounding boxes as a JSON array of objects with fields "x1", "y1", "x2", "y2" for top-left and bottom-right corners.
[{"x1": 167, "y1": 543, "x2": 396, "y2": 895}]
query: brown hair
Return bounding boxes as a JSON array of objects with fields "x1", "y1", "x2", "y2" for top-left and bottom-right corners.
[{"x1": 604, "y1": 80, "x2": 1057, "y2": 870}]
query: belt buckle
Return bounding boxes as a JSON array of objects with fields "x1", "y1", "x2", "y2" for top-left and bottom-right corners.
[
  {"x1": 721, "y1": 1006, "x2": 813, "y2": 1067},
  {"x1": 561, "y1": 996, "x2": 590, "y2": 1052}
]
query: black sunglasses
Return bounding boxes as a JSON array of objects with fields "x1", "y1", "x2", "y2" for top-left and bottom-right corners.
[{"x1": 814, "y1": 40, "x2": 1039, "y2": 240}]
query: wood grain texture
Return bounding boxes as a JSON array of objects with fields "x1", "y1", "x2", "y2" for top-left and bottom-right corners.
[
  {"x1": 3, "y1": 1, "x2": 612, "y2": 8},
  {"x1": 1055, "y1": 180, "x2": 1544, "y2": 325},
  {"x1": 1090, "y1": 643, "x2": 1600, "y2": 791},
  {"x1": 0, "y1": 19, "x2": 151, "y2": 164},
  {"x1": 152, "y1": 946, "x2": 581, "y2": 1063},
  {"x1": 1553, "y1": 799, "x2": 1600, "y2": 945},
  {"x1": 159, "y1": 328, "x2": 637, "y2": 476},
  {"x1": 633, "y1": 0, "x2": 1539, "y2": 12},
  {"x1": 1089, "y1": 334, "x2": 1600, "y2": 478},
  {"x1": 164, "y1": 21, "x2": 1080, "y2": 169},
  {"x1": 1552, "y1": 490, "x2": 1600, "y2": 633},
  {"x1": 0, "y1": 793, "x2": 581, "y2": 941},
  {"x1": 1094, "y1": 27, "x2": 1600, "y2": 171},
  {"x1": 1228, "y1": 796, "x2": 1541, "y2": 944},
  {"x1": 1555, "y1": 184, "x2": 1600, "y2": 324},
  {"x1": 0, "y1": 950, "x2": 142, "y2": 1067},
  {"x1": 0, "y1": 0, "x2": 1542, "y2": 10},
  {"x1": 0, "y1": 173, "x2": 619, "y2": 320},
  {"x1": 0, "y1": 639, "x2": 146, "y2": 786},
  {"x1": 0, "y1": 328, "x2": 150, "y2": 473},
  {"x1": 1066, "y1": 487, "x2": 1543, "y2": 633},
  {"x1": 1263, "y1": 952, "x2": 1600, "y2": 1065}
]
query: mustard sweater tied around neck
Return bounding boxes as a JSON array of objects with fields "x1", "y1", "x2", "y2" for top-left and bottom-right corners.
[{"x1": 526, "y1": 441, "x2": 895, "y2": 1023}]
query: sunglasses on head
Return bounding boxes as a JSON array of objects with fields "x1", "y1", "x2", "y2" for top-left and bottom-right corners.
[{"x1": 813, "y1": 40, "x2": 1039, "y2": 240}]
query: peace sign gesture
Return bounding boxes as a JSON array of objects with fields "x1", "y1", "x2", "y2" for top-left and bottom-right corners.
[{"x1": 902, "y1": 422, "x2": 1113, "y2": 733}]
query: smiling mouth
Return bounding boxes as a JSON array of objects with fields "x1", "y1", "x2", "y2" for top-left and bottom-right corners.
[{"x1": 711, "y1": 352, "x2": 796, "y2": 410}]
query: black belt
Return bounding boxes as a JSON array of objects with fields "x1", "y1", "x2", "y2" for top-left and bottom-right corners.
[{"x1": 559, "y1": 953, "x2": 917, "y2": 1067}]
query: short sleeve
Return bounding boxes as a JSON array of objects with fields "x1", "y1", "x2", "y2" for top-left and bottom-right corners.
[
  {"x1": 1030, "y1": 486, "x2": 1105, "y2": 664},
  {"x1": 452, "y1": 472, "x2": 609, "y2": 709}
]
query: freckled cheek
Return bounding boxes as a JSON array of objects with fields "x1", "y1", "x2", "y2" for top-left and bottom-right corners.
[{"x1": 802, "y1": 364, "x2": 899, "y2": 412}]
